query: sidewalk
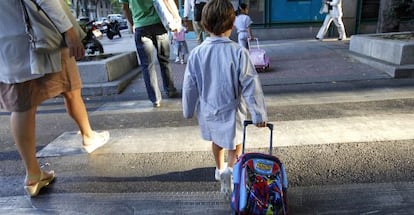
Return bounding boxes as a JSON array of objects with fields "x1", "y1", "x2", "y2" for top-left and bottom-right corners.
[{"x1": 95, "y1": 35, "x2": 403, "y2": 104}]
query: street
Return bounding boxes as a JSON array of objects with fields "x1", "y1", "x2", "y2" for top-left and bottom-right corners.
[{"x1": 0, "y1": 31, "x2": 413, "y2": 214}]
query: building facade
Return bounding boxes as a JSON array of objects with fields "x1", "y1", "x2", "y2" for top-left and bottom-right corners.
[
  {"x1": 68, "y1": 0, "x2": 115, "y2": 21},
  {"x1": 176, "y1": 0, "x2": 413, "y2": 40},
  {"x1": 70, "y1": 0, "x2": 412, "y2": 39}
]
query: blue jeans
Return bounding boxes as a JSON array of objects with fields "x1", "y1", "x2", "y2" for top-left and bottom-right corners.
[{"x1": 134, "y1": 23, "x2": 176, "y2": 103}]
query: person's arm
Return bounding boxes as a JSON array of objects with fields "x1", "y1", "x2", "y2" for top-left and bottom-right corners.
[
  {"x1": 247, "y1": 16, "x2": 253, "y2": 39},
  {"x1": 64, "y1": 28, "x2": 84, "y2": 59},
  {"x1": 239, "y1": 49, "x2": 268, "y2": 126},
  {"x1": 183, "y1": 0, "x2": 191, "y2": 19},
  {"x1": 328, "y1": 0, "x2": 338, "y2": 6},
  {"x1": 34, "y1": 0, "x2": 72, "y2": 33},
  {"x1": 35, "y1": 0, "x2": 84, "y2": 59},
  {"x1": 121, "y1": 3, "x2": 134, "y2": 30},
  {"x1": 162, "y1": 0, "x2": 180, "y2": 31},
  {"x1": 182, "y1": 53, "x2": 199, "y2": 119}
]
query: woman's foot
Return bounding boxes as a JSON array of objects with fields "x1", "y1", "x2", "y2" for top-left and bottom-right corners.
[
  {"x1": 24, "y1": 170, "x2": 56, "y2": 197},
  {"x1": 82, "y1": 131, "x2": 110, "y2": 153}
]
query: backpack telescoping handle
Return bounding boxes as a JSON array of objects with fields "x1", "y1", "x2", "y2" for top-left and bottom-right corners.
[{"x1": 242, "y1": 120, "x2": 274, "y2": 155}]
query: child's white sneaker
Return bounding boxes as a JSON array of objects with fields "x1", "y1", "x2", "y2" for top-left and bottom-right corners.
[
  {"x1": 220, "y1": 167, "x2": 233, "y2": 200},
  {"x1": 214, "y1": 162, "x2": 228, "y2": 181},
  {"x1": 174, "y1": 57, "x2": 180, "y2": 63}
]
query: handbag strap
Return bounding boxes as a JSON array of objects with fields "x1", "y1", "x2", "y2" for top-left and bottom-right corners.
[
  {"x1": 19, "y1": 0, "x2": 60, "y2": 41},
  {"x1": 19, "y1": 0, "x2": 35, "y2": 44}
]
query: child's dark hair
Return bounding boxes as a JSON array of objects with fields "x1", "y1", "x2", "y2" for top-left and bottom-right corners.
[
  {"x1": 239, "y1": 3, "x2": 248, "y2": 10},
  {"x1": 201, "y1": 0, "x2": 235, "y2": 35},
  {"x1": 236, "y1": 3, "x2": 248, "y2": 15}
]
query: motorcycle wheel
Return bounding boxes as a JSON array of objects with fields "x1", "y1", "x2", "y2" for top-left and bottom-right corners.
[
  {"x1": 93, "y1": 39, "x2": 104, "y2": 54},
  {"x1": 107, "y1": 31, "x2": 114, "y2": 40}
]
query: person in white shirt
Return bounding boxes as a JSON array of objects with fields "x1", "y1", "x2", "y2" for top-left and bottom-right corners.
[
  {"x1": 316, "y1": 0, "x2": 347, "y2": 41},
  {"x1": 234, "y1": 3, "x2": 253, "y2": 49}
]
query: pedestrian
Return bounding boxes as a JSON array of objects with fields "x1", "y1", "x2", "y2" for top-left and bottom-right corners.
[
  {"x1": 182, "y1": 0, "x2": 268, "y2": 199},
  {"x1": 121, "y1": 0, "x2": 179, "y2": 108},
  {"x1": 234, "y1": 3, "x2": 254, "y2": 49},
  {"x1": 0, "y1": 0, "x2": 110, "y2": 197},
  {"x1": 171, "y1": 21, "x2": 189, "y2": 64},
  {"x1": 183, "y1": 0, "x2": 209, "y2": 44},
  {"x1": 316, "y1": 0, "x2": 347, "y2": 41}
]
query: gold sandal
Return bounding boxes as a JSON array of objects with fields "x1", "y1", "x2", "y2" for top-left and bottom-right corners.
[{"x1": 24, "y1": 170, "x2": 56, "y2": 197}]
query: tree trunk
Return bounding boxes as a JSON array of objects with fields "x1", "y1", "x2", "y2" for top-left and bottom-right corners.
[{"x1": 376, "y1": 0, "x2": 401, "y2": 33}]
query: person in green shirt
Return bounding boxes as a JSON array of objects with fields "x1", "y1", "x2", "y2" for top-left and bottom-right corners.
[{"x1": 121, "y1": 0, "x2": 178, "y2": 107}]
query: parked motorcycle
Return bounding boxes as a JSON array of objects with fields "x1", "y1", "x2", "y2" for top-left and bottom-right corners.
[
  {"x1": 106, "y1": 19, "x2": 122, "y2": 40},
  {"x1": 79, "y1": 20, "x2": 104, "y2": 55}
]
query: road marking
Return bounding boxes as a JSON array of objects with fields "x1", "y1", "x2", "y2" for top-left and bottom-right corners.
[{"x1": 37, "y1": 113, "x2": 414, "y2": 157}]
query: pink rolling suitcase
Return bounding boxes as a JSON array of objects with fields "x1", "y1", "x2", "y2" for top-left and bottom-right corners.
[
  {"x1": 249, "y1": 38, "x2": 270, "y2": 72},
  {"x1": 231, "y1": 120, "x2": 288, "y2": 215}
]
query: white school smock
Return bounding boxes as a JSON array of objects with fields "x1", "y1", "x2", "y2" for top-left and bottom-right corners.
[
  {"x1": 234, "y1": 14, "x2": 252, "y2": 34},
  {"x1": 182, "y1": 36, "x2": 267, "y2": 150}
]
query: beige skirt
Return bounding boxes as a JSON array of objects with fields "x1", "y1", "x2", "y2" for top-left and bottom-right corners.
[{"x1": 0, "y1": 49, "x2": 82, "y2": 112}]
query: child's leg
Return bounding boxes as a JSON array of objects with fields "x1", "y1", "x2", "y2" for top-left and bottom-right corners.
[
  {"x1": 227, "y1": 143, "x2": 242, "y2": 168},
  {"x1": 212, "y1": 142, "x2": 225, "y2": 170}
]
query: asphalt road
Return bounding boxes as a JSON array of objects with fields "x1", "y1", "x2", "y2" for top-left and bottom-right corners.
[{"x1": 0, "y1": 86, "x2": 413, "y2": 192}]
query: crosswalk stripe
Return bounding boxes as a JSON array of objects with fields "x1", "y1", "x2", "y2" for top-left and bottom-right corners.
[{"x1": 37, "y1": 113, "x2": 414, "y2": 157}]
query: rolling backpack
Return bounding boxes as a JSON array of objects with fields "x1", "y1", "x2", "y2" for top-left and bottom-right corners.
[{"x1": 231, "y1": 121, "x2": 288, "y2": 215}]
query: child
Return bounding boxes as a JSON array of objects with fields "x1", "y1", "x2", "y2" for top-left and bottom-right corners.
[
  {"x1": 234, "y1": 3, "x2": 253, "y2": 49},
  {"x1": 171, "y1": 22, "x2": 189, "y2": 64},
  {"x1": 182, "y1": 0, "x2": 268, "y2": 199}
]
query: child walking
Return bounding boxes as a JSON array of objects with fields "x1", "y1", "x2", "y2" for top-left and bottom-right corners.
[
  {"x1": 234, "y1": 3, "x2": 253, "y2": 49},
  {"x1": 171, "y1": 22, "x2": 189, "y2": 64},
  {"x1": 182, "y1": 0, "x2": 268, "y2": 199}
]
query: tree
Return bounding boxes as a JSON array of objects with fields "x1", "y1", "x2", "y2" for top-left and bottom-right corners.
[
  {"x1": 109, "y1": 0, "x2": 123, "y2": 14},
  {"x1": 377, "y1": 0, "x2": 414, "y2": 33}
]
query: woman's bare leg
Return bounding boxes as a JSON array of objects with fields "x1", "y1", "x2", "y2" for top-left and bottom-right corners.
[
  {"x1": 62, "y1": 89, "x2": 109, "y2": 153},
  {"x1": 62, "y1": 89, "x2": 94, "y2": 141},
  {"x1": 10, "y1": 107, "x2": 53, "y2": 185}
]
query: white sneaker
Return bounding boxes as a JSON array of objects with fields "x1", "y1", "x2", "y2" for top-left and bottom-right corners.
[
  {"x1": 214, "y1": 162, "x2": 228, "y2": 181},
  {"x1": 174, "y1": 57, "x2": 180, "y2": 63},
  {"x1": 82, "y1": 131, "x2": 110, "y2": 153},
  {"x1": 220, "y1": 167, "x2": 233, "y2": 200}
]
